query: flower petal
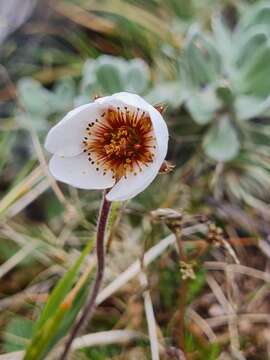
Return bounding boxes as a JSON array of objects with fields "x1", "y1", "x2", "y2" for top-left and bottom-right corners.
[
  {"x1": 49, "y1": 153, "x2": 115, "y2": 189},
  {"x1": 96, "y1": 92, "x2": 169, "y2": 201},
  {"x1": 45, "y1": 102, "x2": 105, "y2": 157},
  {"x1": 97, "y1": 92, "x2": 169, "y2": 162},
  {"x1": 106, "y1": 150, "x2": 165, "y2": 202}
]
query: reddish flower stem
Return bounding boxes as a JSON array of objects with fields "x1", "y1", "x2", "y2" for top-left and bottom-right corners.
[
  {"x1": 60, "y1": 191, "x2": 111, "y2": 359},
  {"x1": 174, "y1": 227, "x2": 187, "y2": 355}
]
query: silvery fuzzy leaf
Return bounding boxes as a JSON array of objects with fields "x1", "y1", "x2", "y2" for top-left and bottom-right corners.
[
  {"x1": 146, "y1": 82, "x2": 185, "y2": 108},
  {"x1": 235, "y1": 95, "x2": 270, "y2": 120},
  {"x1": 234, "y1": 25, "x2": 269, "y2": 68},
  {"x1": 94, "y1": 55, "x2": 127, "y2": 94},
  {"x1": 203, "y1": 115, "x2": 240, "y2": 161},
  {"x1": 52, "y1": 78, "x2": 76, "y2": 113},
  {"x1": 238, "y1": 45, "x2": 270, "y2": 97},
  {"x1": 185, "y1": 86, "x2": 221, "y2": 125},
  {"x1": 184, "y1": 25, "x2": 221, "y2": 87},
  {"x1": 212, "y1": 15, "x2": 234, "y2": 69},
  {"x1": 81, "y1": 59, "x2": 97, "y2": 92},
  {"x1": 124, "y1": 58, "x2": 150, "y2": 94},
  {"x1": 238, "y1": 1, "x2": 270, "y2": 32},
  {"x1": 17, "y1": 78, "x2": 53, "y2": 117}
]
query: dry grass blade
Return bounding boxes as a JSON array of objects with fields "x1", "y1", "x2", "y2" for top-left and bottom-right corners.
[
  {"x1": 0, "y1": 280, "x2": 52, "y2": 311},
  {"x1": 50, "y1": 1, "x2": 116, "y2": 34},
  {"x1": 0, "y1": 224, "x2": 52, "y2": 265},
  {"x1": 0, "y1": 223, "x2": 68, "y2": 265},
  {"x1": 0, "y1": 166, "x2": 44, "y2": 217},
  {"x1": 206, "y1": 313, "x2": 270, "y2": 328},
  {"x1": 0, "y1": 226, "x2": 205, "y2": 359},
  {"x1": 72, "y1": 329, "x2": 142, "y2": 349},
  {"x1": 0, "y1": 242, "x2": 37, "y2": 278},
  {"x1": 139, "y1": 272, "x2": 160, "y2": 360},
  {"x1": 187, "y1": 308, "x2": 217, "y2": 343},
  {"x1": 29, "y1": 129, "x2": 67, "y2": 207},
  {"x1": 6, "y1": 178, "x2": 50, "y2": 218},
  {"x1": 225, "y1": 268, "x2": 245, "y2": 360},
  {"x1": 206, "y1": 274, "x2": 232, "y2": 312},
  {"x1": 0, "y1": 330, "x2": 143, "y2": 360},
  {"x1": 97, "y1": 224, "x2": 206, "y2": 304},
  {"x1": 62, "y1": 0, "x2": 175, "y2": 42},
  {"x1": 204, "y1": 262, "x2": 270, "y2": 283}
]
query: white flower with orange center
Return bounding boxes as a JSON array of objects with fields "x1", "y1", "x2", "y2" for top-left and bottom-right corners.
[{"x1": 45, "y1": 92, "x2": 169, "y2": 201}]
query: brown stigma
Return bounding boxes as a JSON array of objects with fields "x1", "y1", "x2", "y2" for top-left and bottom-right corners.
[{"x1": 82, "y1": 106, "x2": 157, "y2": 180}]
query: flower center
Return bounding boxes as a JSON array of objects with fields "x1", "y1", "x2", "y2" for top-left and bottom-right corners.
[{"x1": 82, "y1": 106, "x2": 156, "y2": 180}]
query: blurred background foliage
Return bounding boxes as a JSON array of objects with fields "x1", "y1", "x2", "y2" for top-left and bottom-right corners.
[{"x1": 1, "y1": 0, "x2": 270, "y2": 359}]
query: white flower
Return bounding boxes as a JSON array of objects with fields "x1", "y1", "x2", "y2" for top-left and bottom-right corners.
[{"x1": 45, "y1": 92, "x2": 169, "y2": 201}]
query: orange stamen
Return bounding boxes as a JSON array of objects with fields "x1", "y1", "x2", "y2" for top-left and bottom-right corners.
[{"x1": 82, "y1": 106, "x2": 156, "y2": 179}]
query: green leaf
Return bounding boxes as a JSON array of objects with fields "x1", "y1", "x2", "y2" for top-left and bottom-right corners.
[
  {"x1": 33, "y1": 238, "x2": 94, "y2": 332},
  {"x1": 80, "y1": 56, "x2": 150, "y2": 97},
  {"x1": 16, "y1": 112, "x2": 48, "y2": 132},
  {"x1": 52, "y1": 78, "x2": 76, "y2": 112},
  {"x1": 3, "y1": 317, "x2": 33, "y2": 352},
  {"x1": 17, "y1": 78, "x2": 53, "y2": 117},
  {"x1": 124, "y1": 58, "x2": 150, "y2": 94},
  {"x1": 239, "y1": 1, "x2": 270, "y2": 32},
  {"x1": 239, "y1": 45, "x2": 270, "y2": 97},
  {"x1": 216, "y1": 82, "x2": 234, "y2": 105},
  {"x1": 51, "y1": 278, "x2": 90, "y2": 347},
  {"x1": 184, "y1": 26, "x2": 221, "y2": 87},
  {"x1": 186, "y1": 87, "x2": 221, "y2": 125},
  {"x1": 24, "y1": 279, "x2": 91, "y2": 360},
  {"x1": 187, "y1": 269, "x2": 206, "y2": 303},
  {"x1": 95, "y1": 56, "x2": 125, "y2": 94},
  {"x1": 146, "y1": 82, "x2": 184, "y2": 108},
  {"x1": 203, "y1": 116, "x2": 240, "y2": 161},
  {"x1": 24, "y1": 308, "x2": 67, "y2": 360},
  {"x1": 212, "y1": 15, "x2": 234, "y2": 68},
  {"x1": 24, "y1": 238, "x2": 94, "y2": 360},
  {"x1": 235, "y1": 26, "x2": 269, "y2": 69},
  {"x1": 235, "y1": 95, "x2": 270, "y2": 120},
  {"x1": 81, "y1": 59, "x2": 97, "y2": 92}
]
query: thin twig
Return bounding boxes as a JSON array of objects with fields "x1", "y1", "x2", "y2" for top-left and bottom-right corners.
[{"x1": 174, "y1": 225, "x2": 187, "y2": 353}]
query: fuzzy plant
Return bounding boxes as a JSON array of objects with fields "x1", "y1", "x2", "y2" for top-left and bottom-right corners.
[{"x1": 180, "y1": 1, "x2": 270, "y2": 213}]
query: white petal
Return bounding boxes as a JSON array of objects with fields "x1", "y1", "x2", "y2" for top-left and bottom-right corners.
[
  {"x1": 49, "y1": 153, "x2": 115, "y2": 190},
  {"x1": 147, "y1": 105, "x2": 169, "y2": 161},
  {"x1": 94, "y1": 96, "x2": 127, "y2": 109},
  {"x1": 97, "y1": 92, "x2": 169, "y2": 162},
  {"x1": 97, "y1": 92, "x2": 169, "y2": 201},
  {"x1": 96, "y1": 92, "x2": 150, "y2": 111},
  {"x1": 45, "y1": 102, "x2": 105, "y2": 157},
  {"x1": 106, "y1": 151, "x2": 164, "y2": 202}
]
